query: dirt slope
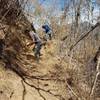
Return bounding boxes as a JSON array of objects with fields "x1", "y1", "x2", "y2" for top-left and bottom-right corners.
[
  {"x1": 0, "y1": 39, "x2": 69, "y2": 100},
  {"x1": 0, "y1": 38, "x2": 100, "y2": 100}
]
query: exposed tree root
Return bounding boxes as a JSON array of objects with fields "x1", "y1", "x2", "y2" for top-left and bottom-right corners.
[
  {"x1": 37, "y1": 80, "x2": 46, "y2": 100},
  {"x1": 22, "y1": 78, "x2": 65, "y2": 100},
  {"x1": 21, "y1": 80, "x2": 27, "y2": 100}
]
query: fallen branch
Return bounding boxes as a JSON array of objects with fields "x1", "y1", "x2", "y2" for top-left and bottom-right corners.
[
  {"x1": 90, "y1": 72, "x2": 100, "y2": 98},
  {"x1": 61, "y1": 35, "x2": 69, "y2": 41},
  {"x1": 66, "y1": 80, "x2": 81, "y2": 100},
  {"x1": 70, "y1": 22, "x2": 100, "y2": 51},
  {"x1": 90, "y1": 54, "x2": 100, "y2": 98}
]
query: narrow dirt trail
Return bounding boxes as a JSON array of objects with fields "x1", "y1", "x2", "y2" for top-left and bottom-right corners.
[{"x1": 22, "y1": 39, "x2": 61, "y2": 76}]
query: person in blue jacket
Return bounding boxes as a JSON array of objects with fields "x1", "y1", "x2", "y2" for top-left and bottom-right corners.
[{"x1": 42, "y1": 24, "x2": 53, "y2": 41}]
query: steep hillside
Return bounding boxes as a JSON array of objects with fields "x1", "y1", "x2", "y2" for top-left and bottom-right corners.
[
  {"x1": 0, "y1": 34, "x2": 100, "y2": 100},
  {"x1": 0, "y1": 0, "x2": 100, "y2": 100}
]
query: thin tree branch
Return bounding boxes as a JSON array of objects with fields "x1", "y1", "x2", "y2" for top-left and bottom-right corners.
[
  {"x1": 90, "y1": 55, "x2": 100, "y2": 98},
  {"x1": 90, "y1": 72, "x2": 100, "y2": 98},
  {"x1": 70, "y1": 22, "x2": 100, "y2": 51},
  {"x1": 66, "y1": 80, "x2": 81, "y2": 100}
]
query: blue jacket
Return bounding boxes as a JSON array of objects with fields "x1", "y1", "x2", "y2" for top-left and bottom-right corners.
[{"x1": 42, "y1": 25, "x2": 51, "y2": 33}]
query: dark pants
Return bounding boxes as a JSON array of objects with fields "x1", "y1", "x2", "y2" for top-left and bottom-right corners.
[
  {"x1": 33, "y1": 42, "x2": 42, "y2": 61},
  {"x1": 45, "y1": 30, "x2": 52, "y2": 41}
]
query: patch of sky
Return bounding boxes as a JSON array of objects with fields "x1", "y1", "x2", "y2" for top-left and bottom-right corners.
[{"x1": 24, "y1": 0, "x2": 99, "y2": 28}]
